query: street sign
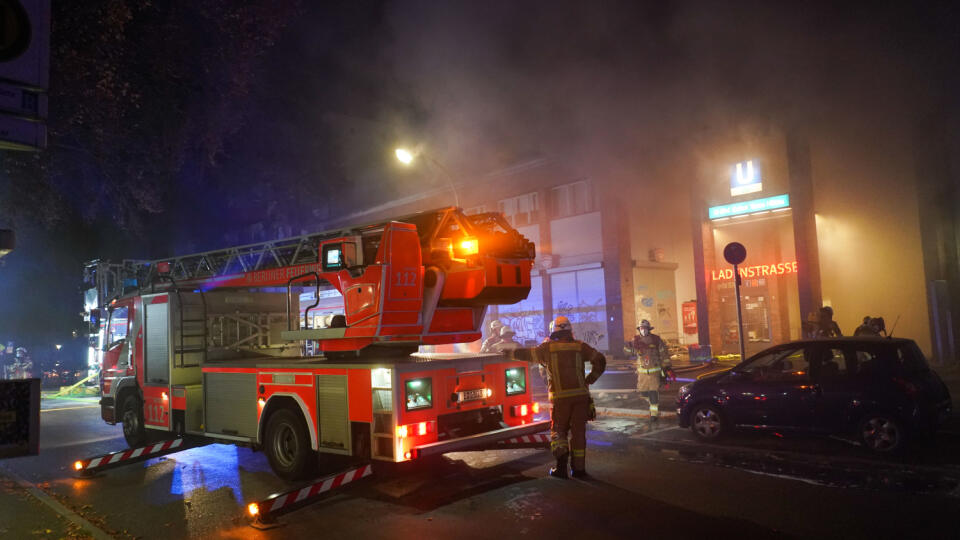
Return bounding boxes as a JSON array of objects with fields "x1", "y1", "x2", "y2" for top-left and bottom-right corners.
[
  {"x1": 0, "y1": 81, "x2": 46, "y2": 117},
  {"x1": 0, "y1": 113, "x2": 45, "y2": 150},
  {"x1": 723, "y1": 242, "x2": 747, "y2": 362},
  {"x1": 723, "y1": 242, "x2": 747, "y2": 265}
]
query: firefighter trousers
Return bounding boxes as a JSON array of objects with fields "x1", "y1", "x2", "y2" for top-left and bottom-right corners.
[
  {"x1": 639, "y1": 390, "x2": 659, "y2": 417},
  {"x1": 550, "y1": 395, "x2": 591, "y2": 471}
]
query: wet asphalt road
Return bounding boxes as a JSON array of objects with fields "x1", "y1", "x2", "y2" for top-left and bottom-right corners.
[{"x1": 1, "y1": 386, "x2": 959, "y2": 540}]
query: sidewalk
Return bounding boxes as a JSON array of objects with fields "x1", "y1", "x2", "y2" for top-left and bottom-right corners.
[{"x1": 0, "y1": 467, "x2": 109, "y2": 539}]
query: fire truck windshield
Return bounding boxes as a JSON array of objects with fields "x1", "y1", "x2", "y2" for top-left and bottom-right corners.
[{"x1": 107, "y1": 307, "x2": 128, "y2": 346}]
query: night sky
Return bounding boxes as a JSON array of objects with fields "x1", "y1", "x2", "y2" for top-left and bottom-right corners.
[{"x1": 0, "y1": 0, "x2": 957, "y2": 369}]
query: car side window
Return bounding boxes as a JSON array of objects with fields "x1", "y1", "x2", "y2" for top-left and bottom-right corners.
[
  {"x1": 739, "y1": 347, "x2": 809, "y2": 382},
  {"x1": 817, "y1": 348, "x2": 847, "y2": 381}
]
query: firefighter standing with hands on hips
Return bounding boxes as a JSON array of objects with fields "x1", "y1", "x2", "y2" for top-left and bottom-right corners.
[
  {"x1": 627, "y1": 320, "x2": 672, "y2": 421},
  {"x1": 508, "y1": 316, "x2": 605, "y2": 478}
]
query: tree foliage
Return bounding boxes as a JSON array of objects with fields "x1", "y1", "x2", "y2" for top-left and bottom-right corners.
[{"x1": 0, "y1": 0, "x2": 301, "y2": 231}]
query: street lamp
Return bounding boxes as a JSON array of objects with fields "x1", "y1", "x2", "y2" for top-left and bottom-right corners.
[
  {"x1": 394, "y1": 146, "x2": 460, "y2": 208},
  {"x1": 395, "y1": 148, "x2": 414, "y2": 165}
]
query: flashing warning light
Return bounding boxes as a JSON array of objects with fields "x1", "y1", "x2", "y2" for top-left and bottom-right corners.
[
  {"x1": 161, "y1": 392, "x2": 168, "y2": 401},
  {"x1": 484, "y1": 388, "x2": 493, "y2": 398},
  {"x1": 457, "y1": 237, "x2": 479, "y2": 256},
  {"x1": 520, "y1": 404, "x2": 528, "y2": 416},
  {"x1": 247, "y1": 502, "x2": 260, "y2": 517},
  {"x1": 403, "y1": 451, "x2": 413, "y2": 460},
  {"x1": 73, "y1": 461, "x2": 83, "y2": 471},
  {"x1": 396, "y1": 425, "x2": 408, "y2": 438},
  {"x1": 258, "y1": 398, "x2": 266, "y2": 407},
  {"x1": 418, "y1": 422, "x2": 428, "y2": 436},
  {"x1": 532, "y1": 402, "x2": 540, "y2": 414}
]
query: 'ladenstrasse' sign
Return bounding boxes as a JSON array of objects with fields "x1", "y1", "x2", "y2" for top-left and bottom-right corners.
[
  {"x1": 711, "y1": 261, "x2": 798, "y2": 281},
  {"x1": 708, "y1": 194, "x2": 790, "y2": 220}
]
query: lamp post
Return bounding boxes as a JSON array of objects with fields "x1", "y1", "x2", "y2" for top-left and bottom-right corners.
[{"x1": 394, "y1": 147, "x2": 460, "y2": 208}]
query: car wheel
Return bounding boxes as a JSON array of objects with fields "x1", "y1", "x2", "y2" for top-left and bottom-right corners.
[
  {"x1": 858, "y1": 413, "x2": 904, "y2": 454},
  {"x1": 265, "y1": 408, "x2": 316, "y2": 481},
  {"x1": 690, "y1": 404, "x2": 725, "y2": 441},
  {"x1": 120, "y1": 394, "x2": 147, "y2": 448}
]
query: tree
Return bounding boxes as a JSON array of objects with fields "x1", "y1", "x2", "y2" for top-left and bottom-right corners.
[{"x1": 0, "y1": 1, "x2": 301, "y2": 235}]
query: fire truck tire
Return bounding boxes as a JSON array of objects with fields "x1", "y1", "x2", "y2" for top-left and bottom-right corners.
[
  {"x1": 264, "y1": 408, "x2": 316, "y2": 481},
  {"x1": 120, "y1": 394, "x2": 147, "y2": 448}
]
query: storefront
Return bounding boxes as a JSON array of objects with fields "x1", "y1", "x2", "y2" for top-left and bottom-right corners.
[{"x1": 693, "y1": 151, "x2": 813, "y2": 360}]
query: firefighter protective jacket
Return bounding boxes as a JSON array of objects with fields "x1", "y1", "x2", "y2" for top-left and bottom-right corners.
[
  {"x1": 631, "y1": 333, "x2": 671, "y2": 371},
  {"x1": 511, "y1": 338, "x2": 606, "y2": 400}
]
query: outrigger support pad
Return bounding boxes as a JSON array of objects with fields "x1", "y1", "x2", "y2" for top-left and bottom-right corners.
[
  {"x1": 72, "y1": 438, "x2": 207, "y2": 476},
  {"x1": 247, "y1": 463, "x2": 374, "y2": 528}
]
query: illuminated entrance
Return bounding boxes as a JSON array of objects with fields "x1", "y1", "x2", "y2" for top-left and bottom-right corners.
[{"x1": 707, "y1": 208, "x2": 801, "y2": 358}]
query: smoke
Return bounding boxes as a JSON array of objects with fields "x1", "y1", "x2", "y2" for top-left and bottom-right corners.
[{"x1": 379, "y1": 1, "x2": 956, "y2": 184}]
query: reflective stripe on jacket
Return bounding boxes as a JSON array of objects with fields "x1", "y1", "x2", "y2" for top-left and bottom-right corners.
[{"x1": 513, "y1": 339, "x2": 606, "y2": 400}]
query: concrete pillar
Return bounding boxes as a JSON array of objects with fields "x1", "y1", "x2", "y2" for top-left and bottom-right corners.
[
  {"x1": 601, "y1": 193, "x2": 630, "y2": 357},
  {"x1": 787, "y1": 130, "x2": 822, "y2": 324}
]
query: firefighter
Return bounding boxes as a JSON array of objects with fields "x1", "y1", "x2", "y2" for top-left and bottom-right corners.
[
  {"x1": 628, "y1": 320, "x2": 671, "y2": 421},
  {"x1": 492, "y1": 325, "x2": 520, "y2": 352},
  {"x1": 817, "y1": 306, "x2": 843, "y2": 337},
  {"x1": 480, "y1": 319, "x2": 504, "y2": 353},
  {"x1": 12, "y1": 347, "x2": 32, "y2": 379},
  {"x1": 508, "y1": 315, "x2": 606, "y2": 478}
]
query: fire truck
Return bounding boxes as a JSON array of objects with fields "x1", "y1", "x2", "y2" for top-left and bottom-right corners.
[{"x1": 82, "y1": 207, "x2": 548, "y2": 479}]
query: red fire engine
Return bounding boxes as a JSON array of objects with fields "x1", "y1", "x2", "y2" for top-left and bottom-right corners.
[{"x1": 82, "y1": 207, "x2": 548, "y2": 479}]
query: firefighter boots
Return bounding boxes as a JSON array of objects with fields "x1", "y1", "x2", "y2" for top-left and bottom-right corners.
[{"x1": 549, "y1": 456, "x2": 569, "y2": 478}]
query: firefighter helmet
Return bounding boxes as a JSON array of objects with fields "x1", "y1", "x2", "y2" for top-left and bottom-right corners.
[
  {"x1": 637, "y1": 319, "x2": 653, "y2": 331},
  {"x1": 553, "y1": 316, "x2": 572, "y2": 331},
  {"x1": 499, "y1": 325, "x2": 516, "y2": 338}
]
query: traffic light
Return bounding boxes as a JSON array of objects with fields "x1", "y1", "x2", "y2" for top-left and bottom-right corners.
[{"x1": 0, "y1": 0, "x2": 49, "y2": 151}]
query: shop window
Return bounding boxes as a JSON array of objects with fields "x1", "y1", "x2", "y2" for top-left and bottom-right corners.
[
  {"x1": 505, "y1": 367, "x2": 526, "y2": 396},
  {"x1": 496, "y1": 275, "x2": 544, "y2": 346},
  {"x1": 405, "y1": 378, "x2": 433, "y2": 411},
  {"x1": 551, "y1": 267, "x2": 608, "y2": 350}
]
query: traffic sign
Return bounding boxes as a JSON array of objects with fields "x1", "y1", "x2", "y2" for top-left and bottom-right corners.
[{"x1": 723, "y1": 242, "x2": 747, "y2": 265}]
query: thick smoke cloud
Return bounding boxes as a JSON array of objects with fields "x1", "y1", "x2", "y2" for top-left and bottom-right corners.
[{"x1": 380, "y1": 1, "x2": 956, "y2": 183}]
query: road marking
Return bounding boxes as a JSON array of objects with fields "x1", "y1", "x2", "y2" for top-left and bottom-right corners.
[
  {"x1": 0, "y1": 466, "x2": 114, "y2": 540},
  {"x1": 41, "y1": 405, "x2": 100, "y2": 412}
]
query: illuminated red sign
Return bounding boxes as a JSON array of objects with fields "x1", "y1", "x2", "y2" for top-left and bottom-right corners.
[
  {"x1": 682, "y1": 302, "x2": 698, "y2": 334},
  {"x1": 711, "y1": 261, "x2": 798, "y2": 281}
]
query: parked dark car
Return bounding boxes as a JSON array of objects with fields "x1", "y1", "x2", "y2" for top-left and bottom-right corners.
[{"x1": 676, "y1": 337, "x2": 952, "y2": 453}]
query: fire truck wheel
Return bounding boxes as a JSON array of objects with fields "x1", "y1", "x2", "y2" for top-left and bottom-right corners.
[
  {"x1": 120, "y1": 394, "x2": 147, "y2": 448},
  {"x1": 265, "y1": 408, "x2": 316, "y2": 481}
]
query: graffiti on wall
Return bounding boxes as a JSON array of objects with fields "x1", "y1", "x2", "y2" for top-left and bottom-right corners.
[{"x1": 555, "y1": 299, "x2": 607, "y2": 348}]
